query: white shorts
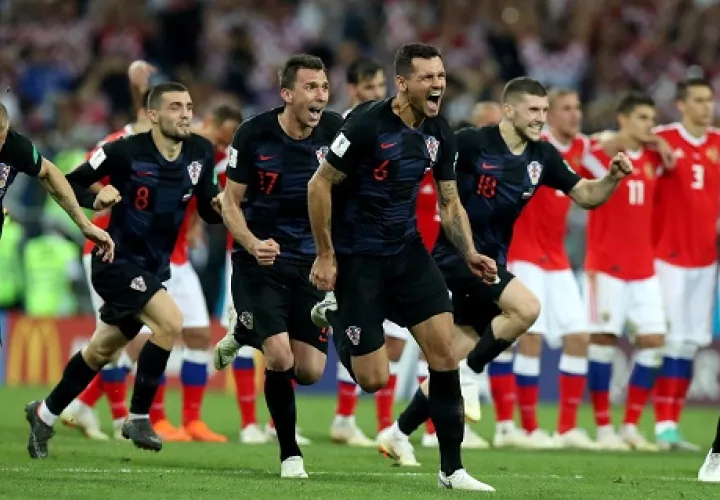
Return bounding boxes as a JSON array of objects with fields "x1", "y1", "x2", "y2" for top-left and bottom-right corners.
[
  {"x1": 221, "y1": 252, "x2": 233, "y2": 328},
  {"x1": 384, "y1": 320, "x2": 411, "y2": 341},
  {"x1": 583, "y1": 271, "x2": 666, "y2": 336},
  {"x1": 508, "y1": 261, "x2": 586, "y2": 347},
  {"x1": 167, "y1": 262, "x2": 210, "y2": 329},
  {"x1": 655, "y1": 259, "x2": 716, "y2": 347}
]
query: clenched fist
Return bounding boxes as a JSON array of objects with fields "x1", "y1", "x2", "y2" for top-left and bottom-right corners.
[
  {"x1": 608, "y1": 152, "x2": 633, "y2": 181},
  {"x1": 93, "y1": 185, "x2": 122, "y2": 210}
]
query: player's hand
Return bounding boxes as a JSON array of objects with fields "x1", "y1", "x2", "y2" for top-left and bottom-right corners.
[
  {"x1": 651, "y1": 137, "x2": 676, "y2": 170},
  {"x1": 128, "y1": 60, "x2": 157, "y2": 91},
  {"x1": 251, "y1": 238, "x2": 280, "y2": 266},
  {"x1": 608, "y1": 152, "x2": 633, "y2": 181},
  {"x1": 82, "y1": 224, "x2": 115, "y2": 262},
  {"x1": 211, "y1": 192, "x2": 223, "y2": 214},
  {"x1": 310, "y1": 254, "x2": 337, "y2": 291},
  {"x1": 93, "y1": 185, "x2": 122, "y2": 211},
  {"x1": 467, "y1": 252, "x2": 498, "y2": 285}
]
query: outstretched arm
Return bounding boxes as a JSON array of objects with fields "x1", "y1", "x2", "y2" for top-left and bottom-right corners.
[
  {"x1": 39, "y1": 159, "x2": 94, "y2": 230},
  {"x1": 308, "y1": 161, "x2": 346, "y2": 257},
  {"x1": 570, "y1": 152, "x2": 633, "y2": 209}
]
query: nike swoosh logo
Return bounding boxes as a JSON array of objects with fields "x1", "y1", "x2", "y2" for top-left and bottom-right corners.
[
  {"x1": 137, "y1": 171, "x2": 153, "y2": 176},
  {"x1": 482, "y1": 163, "x2": 498, "y2": 170},
  {"x1": 380, "y1": 143, "x2": 396, "y2": 150},
  {"x1": 259, "y1": 155, "x2": 275, "y2": 161}
]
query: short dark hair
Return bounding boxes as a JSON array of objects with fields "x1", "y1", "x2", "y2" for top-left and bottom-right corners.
[
  {"x1": 676, "y1": 77, "x2": 713, "y2": 101},
  {"x1": 147, "y1": 82, "x2": 189, "y2": 110},
  {"x1": 501, "y1": 77, "x2": 547, "y2": 103},
  {"x1": 616, "y1": 91, "x2": 655, "y2": 115},
  {"x1": 210, "y1": 104, "x2": 243, "y2": 125},
  {"x1": 279, "y1": 54, "x2": 326, "y2": 90},
  {"x1": 394, "y1": 43, "x2": 442, "y2": 77},
  {"x1": 347, "y1": 58, "x2": 384, "y2": 85}
]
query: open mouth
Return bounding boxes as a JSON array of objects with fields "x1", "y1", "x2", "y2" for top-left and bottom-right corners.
[
  {"x1": 527, "y1": 123, "x2": 543, "y2": 134},
  {"x1": 308, "y1": 105, "x2": 324, "y2": 121},
  {"x1": 426, "y1": 90, "x2": 442, "y2": 112}
]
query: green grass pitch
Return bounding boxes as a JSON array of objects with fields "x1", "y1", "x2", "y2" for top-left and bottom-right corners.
[{"x1": 0, "y1": 386, "x2": 717, "y2": 499}]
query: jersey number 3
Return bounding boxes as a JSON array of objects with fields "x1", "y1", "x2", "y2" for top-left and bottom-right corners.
[{"x1": 476, "y1": 174, "x2": 497, "y2": 198}]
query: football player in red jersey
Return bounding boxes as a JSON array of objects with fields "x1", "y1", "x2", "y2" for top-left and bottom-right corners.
[
  {"x1": 505, "y1": 89, "x2": 596, "y2": 450},
  {"x1": 652, "y1": 78, "x2": 720, "y2": 454},
  {"x1": 582, "y1": 93, "x2": 665, "y2": 451}
]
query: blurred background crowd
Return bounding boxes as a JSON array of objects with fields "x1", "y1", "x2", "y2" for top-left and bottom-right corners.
[{"x1": 2, "y1": 0, "x2": 720, "y2": 318}]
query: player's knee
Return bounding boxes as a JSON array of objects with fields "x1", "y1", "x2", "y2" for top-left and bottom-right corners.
[
  {"x1": 294, "y1": 364, "x2": 324, "y2": 385},
  {"x1": 182, "y1": 327, "x2": 210, "y2": 349},
  {"x1": 514, "y1": 295, "x2": 541, "y2": 330},
  {"x1": 590, "y1": 333, "x2": 617, "y2": 346},
  {"x1": 635, "y1": 333, "x2": 664, "y2": 350},
  {"x1": 563, "y1": 332, "x2": 590, "y2": 356},
  {"x1": 263, "y1": 336, "x2": 294, "y2": 371},
  {"x1": 153, "y1": 312, "x2": 183, "y2": 342},
  {"x1": 82, "y1": 343, "x2": 120, "y2": 369},
  {"x1": 356, "y1": 370, "x2": 389, "y2": 393},
  {"x1": 518, "y1": 332, "x2": 543, "y2": 356}
]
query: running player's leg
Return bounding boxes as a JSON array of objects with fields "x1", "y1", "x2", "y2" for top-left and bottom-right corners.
[
  {"x1": 170, "y1": 262, "x2": 227, "y2": 442},
  {"x1": 26, "y1": 319, "x2": 131, "y2": 458},
  {"x1": 377, "y1": 322, "x2": 406, "y2": 432},
  {"x1": 620, "y1": 276, "x2": 666, "y2": 451},
  {"x1": 230, "y1": 260, "x2": 306, "y2": 477},
  {"x1": 584, "y1": 272, "x2": 631, "y2": 451}
]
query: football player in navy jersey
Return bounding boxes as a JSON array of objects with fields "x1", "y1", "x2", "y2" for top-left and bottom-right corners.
[
  {"x1": 25, "y1": 83, "x2": 223, "y2": 458},
  {"x1": 388, "y1": 78, "x2": 635, "y2": 469},
  {"x1": 213, "y1": 54, "x2": 343, "y2": 478},
  {"x1": 308, "y1": 43, "x2": 497, "y2": 491}
]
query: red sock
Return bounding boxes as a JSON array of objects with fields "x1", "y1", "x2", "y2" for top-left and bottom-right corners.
[
  {"x1": 149, "y1": 381, "x2": 167, "y2": 424},
  {"x1": 336, "y1": 381, "x2": 359, "y2": 417},
  {"x1": 105, "y1": 380, "x2": 129, "y2": 420},
  {"x1": 418, "y1": 375, "x2": 435, "y2": 434},
  {"x1": 78, "y1": 374, "x2": 104, "y2": 407},
  {"x1": 232, "y1": 366, "x2": 257, "y2": 427},
  {"x1": 516, "y1": 383, "x2": 539, "y2": 433},
  {"x1": 591, "y1": 391, "x2": 611, "y2": 427},
  {"x1": 624, "y1": 385, "x2": 652, "y2": 426},
  {"x1": 182, "y1": 385, "x2": 205, "y2": 425},
  {"x1": 489, "y1": 373, "x2": 516, "y2": 423},
  {"x1": 672, "y1": 378, "x2": 691, "y2": 423},
  {"x1": 653, "y1": 376, "x2": 675, "y2": 424},
  {"x1": 558, "y1": 373, "x2": 586, "y2": 434},
  {"x1": 375, "y1": 374, "x2": 397, "y2": 432}
]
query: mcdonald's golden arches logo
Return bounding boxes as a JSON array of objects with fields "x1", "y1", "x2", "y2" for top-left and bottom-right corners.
[{"x1": 7, "y1": 317, "x2": 62, "y2": 386}]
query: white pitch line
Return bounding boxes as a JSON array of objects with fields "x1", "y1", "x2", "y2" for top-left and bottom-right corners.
[{"x1": 0, "y1": 467, "x2": 701, "y2": 483}]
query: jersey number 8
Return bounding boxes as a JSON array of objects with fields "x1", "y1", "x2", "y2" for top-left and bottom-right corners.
[{"x1": 135, "y1": 186, "x2": 150, "y2": 210}]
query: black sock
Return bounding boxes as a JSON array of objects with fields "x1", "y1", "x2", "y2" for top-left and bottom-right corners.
[
  {"x1": 466, "y1": 322, "x2": 513, "y2": 374},
  {"x1": 265, "y1": 369, "x2": 302, "y2": 461},
  {"x1": 130, "y1": 341, "x2": 171, "y2": 415},
  {"x1": 428, "y1": 368, "x2": 464, "y2": 476},
  {"x1": 397, "y1": 388, "x2": 430, "y2": 436},
  {"x1": 332, "y1": 330, "x2": 357, "y2": 383},
  {"x1": 713, "y1": 416, "x2": 720, "y2": 453},
  {"x1": 45, "y1": 352, "x2": 99, "y2": 415}
]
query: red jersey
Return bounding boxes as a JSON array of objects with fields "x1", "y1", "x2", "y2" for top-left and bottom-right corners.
[
  {"x1": 652, "y1": 123, "x2": 720, "y2": 267},
  {"x1": 417, "y1": 170, "x2": 440, "y2": 251},
  {"x1": 82, "y1": 125, "x2": 133, "y2": 255},
  {"x1": 508, "y1": 133, "x2": 589, "y2": 270},
  {"x1": 582, "y1": 144, "x2": 661, "y2": 280}
]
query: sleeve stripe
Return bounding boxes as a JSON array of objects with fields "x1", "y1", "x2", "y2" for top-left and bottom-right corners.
[{"x1": 583, "y1": 152, "x2": 608, "y2": 178}]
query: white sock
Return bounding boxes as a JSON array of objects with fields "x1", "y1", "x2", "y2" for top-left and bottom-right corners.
[{"x1": 38, "y1": 401, "x2": 58, "y2": 426}]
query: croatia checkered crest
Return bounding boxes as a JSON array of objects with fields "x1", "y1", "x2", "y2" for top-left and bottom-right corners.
[
  {"x1": 345, "y1": 325, "x2": 361, "y2": 346},
  {"x1": 187, "y1": 161, "x2": 202, "y2": 185},
  {"x1": 425, "y1": 136, "x2": 439, "y2": 164}
]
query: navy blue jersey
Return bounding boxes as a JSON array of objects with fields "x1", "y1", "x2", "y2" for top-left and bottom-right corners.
[
  {"x1": 66, "y1": 132, "x2": 221, "y2": 280},
  {"x1": 434, "y1": 125, "x2": 581, "y2": 266},
  {"x1": 227, "y1": 107, "x2": 343, "y2": 263},
  {"x1": 325, "y1": 98, "x2": 456, "y2": 256},
  {"x1": 0, "y1": 129, "x2": 43, "y2": 235}
]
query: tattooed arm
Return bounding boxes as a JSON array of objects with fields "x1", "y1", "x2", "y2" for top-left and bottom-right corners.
[
  {"x1": 436, "y1": 180, "x2": 476, "y2": 260},
  {"x1": 308, "y1": 161, "x2": 346, "y2": 257}
]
